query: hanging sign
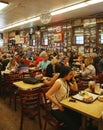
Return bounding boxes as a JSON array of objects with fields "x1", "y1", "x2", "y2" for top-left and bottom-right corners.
[{"x1": 55, "y1": 26, "x2": 62, "y2": 33}]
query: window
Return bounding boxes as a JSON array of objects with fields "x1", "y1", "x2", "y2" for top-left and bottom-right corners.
[
  {"x1": 100, "y1": 34, "x2": 103, "y2": 44},
  {"x1": 75, "y1": 35, "x2": 84, "y2": 44},
  {"x1": 0, "y1": 39, "x2": 3, "y2": 47},
  {"x1": 98, "y1": 24, "x2": 103, "y2": 44},
  {"x1": 73, "y1": 27, "x2": 84, "y2": 45}
]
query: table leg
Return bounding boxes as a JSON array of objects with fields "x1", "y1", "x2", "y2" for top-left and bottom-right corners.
[
  {"x1": 98, "y1": 119, "x2": 103, "y2": 130},
  {"x1": 81, "y1": 116, "x2": 87, "y2": 130}
]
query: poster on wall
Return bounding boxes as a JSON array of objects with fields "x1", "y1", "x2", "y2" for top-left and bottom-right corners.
[
  {"x1": 54, "y1": 33, "x2": 63, "y2": 42},
  {"x1": 78, "y1": 46, "x2": 84, "y2": 54},
  {"x1": 72, "y1": 46, "x2": 78, "y2": 51}
]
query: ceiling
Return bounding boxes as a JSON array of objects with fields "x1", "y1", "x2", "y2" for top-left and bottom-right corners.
[{"x1": 0, "y1": 0, "x2": 103, "y2": 32}]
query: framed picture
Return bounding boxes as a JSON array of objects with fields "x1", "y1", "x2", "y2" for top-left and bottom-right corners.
[{"x1": 78, "y1": 46, "x2": 84, "y2": 54}]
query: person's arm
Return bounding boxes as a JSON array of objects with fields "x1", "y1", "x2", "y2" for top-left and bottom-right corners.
[
  {"x1": 5, "y1": 63, "x2": 10, "y2": 71},
  {"x1": 44, "y1": 73, "x2": 60, "y2": 87},
  {"x1": 37, "y1": 61, "x2": 42, "y2": 68},
  {"x1": 82, "y1": 67, "x2": 91, "y2": 77},
  {"x1": 46, "y1": 80, "x2": 64, "y2": 111},
  {"x1": 69, "y1": 72, "x2": 78, "y2": 91}
]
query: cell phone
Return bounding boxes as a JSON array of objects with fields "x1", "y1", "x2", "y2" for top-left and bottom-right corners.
[{"x1": 69, "y1": 99, "x2": 76, "y2": 102}]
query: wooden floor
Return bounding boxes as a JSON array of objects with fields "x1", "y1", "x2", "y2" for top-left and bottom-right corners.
[
  {"x1": 0, "y1": 96, "x2": 98, "y2": 130},
  {"x1": 0, "y1": 97, "x2": 53, "y2": 130}
]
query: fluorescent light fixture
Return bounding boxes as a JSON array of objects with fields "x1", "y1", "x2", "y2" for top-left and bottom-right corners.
[
  {"x1": 0, "y1": 16, "x2": 40, "y2": 31},
  {"x1": 51, "y1": 0, "x2": 103, "y2": 16},
  {"x1": 87, "y1": 0, "x2": 103, "y2": 5},
  {"x1": 51, "y1": 2, "x2": 88, "y2": 16},
  {"x1": 0, "y1": 2, "x2": 8, "y2": 10}
]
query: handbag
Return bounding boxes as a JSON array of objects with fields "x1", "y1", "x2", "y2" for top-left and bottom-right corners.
[{"x1": 23, "y1": 77, "x2": 41, "y2": 84}]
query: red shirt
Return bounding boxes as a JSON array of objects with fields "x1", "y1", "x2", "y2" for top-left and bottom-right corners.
[
  {"x1": 33, "y1": 56, "x2": 42, "y2": 66},
  {"x1": 24, "y1": 59, "x2": 30, "y2": 66}
]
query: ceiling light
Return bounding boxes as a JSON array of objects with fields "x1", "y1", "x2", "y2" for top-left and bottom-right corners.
[
  {"x1": 51, "y1": 0, "x2": 103, "y2": 16},
  {"x1": 51, "y1": 2, "x2": 88, "y2": 16},
  {"x1": 87, "y1": 0, "x2": 103, "y2": 4},
  {"x1": 0, "y1": 16, "x2": 40, "y2": 31},
  {"x1": 0, "y1": 2, "x2": 8, "y2": 10}
]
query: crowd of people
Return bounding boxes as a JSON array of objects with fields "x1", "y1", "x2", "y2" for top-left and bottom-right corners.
[{"x1": 0, "y1": 46, "x2": 103, "y2": 130}]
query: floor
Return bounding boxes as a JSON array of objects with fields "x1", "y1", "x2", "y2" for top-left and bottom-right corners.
[{"x1": 0, "y1": 97, "x2": 53, "y2": 130}]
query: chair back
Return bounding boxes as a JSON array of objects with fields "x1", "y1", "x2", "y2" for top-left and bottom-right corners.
[
  {"x1": 4, "y1": 73, "x2": 22, "y2": 88},
  {"x1": 19, "y1": 87, "x2": 42, "y2": 130},
  {"x1": 19, "y1": 87, "x2": 41, "y2": 110}
]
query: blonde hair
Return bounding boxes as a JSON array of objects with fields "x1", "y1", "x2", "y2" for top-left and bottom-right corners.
[
  {"x1": 50, "y1": 58, "x2": 58, "y2": 65},
  {"x1": 85, "y1": 57, "x2": 93, "y2": 65}
]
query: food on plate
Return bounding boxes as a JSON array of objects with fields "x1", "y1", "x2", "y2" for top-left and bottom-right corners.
[
  {"x1": 83, "y1": 95, "x2": 93, "y2": 103},
  {"x1": 98, "y1": 95, "x2": 103, "y2": 102},
  {"x1": 79, "y1": 91, "x2": 88, "y2": 96},
  {"x1": 79, "y1": 91, "x2": 93, "y2": 103}
]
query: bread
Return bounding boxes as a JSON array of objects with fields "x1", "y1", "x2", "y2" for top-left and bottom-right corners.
[
  {"x1": 83, "y1": 95, "x2": 93, "y2": 103},
  {"x1": 98, "y1": 96, "x2": 103, "y2": 102}
]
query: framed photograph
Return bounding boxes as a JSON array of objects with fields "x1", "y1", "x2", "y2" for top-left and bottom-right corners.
[
  {"x1": 78, "y1": 46, "x2": 84, "y2": 54},
  {"x1": 90, "y1": 48, "x2": 93, "y2": 53}
]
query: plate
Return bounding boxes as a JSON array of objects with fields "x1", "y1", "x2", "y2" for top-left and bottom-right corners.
[{"x1": 72, "y1": 91, "x2": 99, "y2": 103}]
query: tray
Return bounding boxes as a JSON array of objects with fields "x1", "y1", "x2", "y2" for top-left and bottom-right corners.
[{"x1": 72, "y1": 91, "x2": 99, "y2": 103}]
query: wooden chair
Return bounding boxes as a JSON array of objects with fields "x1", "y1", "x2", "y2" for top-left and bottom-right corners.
[
  {"x1": 4, "y1": 73, "x2": 22, "y2": 111},
  {"x1": 42, "y1": 87, "x2": 64, "y2": 130},
  {"x1": 19, "y1": 87, "x2": 42, "y2": 130}
]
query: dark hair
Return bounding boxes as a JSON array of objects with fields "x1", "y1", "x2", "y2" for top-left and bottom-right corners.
[
  {"x1": 59, "y1": 66, "x2": 72, "y2": 78},
  {"x1": 55, "y1": 62, "x2": 64, "y2": 73}
]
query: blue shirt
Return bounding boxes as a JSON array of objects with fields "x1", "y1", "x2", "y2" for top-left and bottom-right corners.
[{"x1": 38, "y1": 60, "x2": 50, "y2": 71}]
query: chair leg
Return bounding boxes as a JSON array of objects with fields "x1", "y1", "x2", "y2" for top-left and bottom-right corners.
[
  {"x1": 9, "y1": 95, "x2": 12, "y2": 105},
  {"x1": 38, "y1": 110, "x2": 42, "y2": 129},
  {"x1": 14, "y1": 94, "x2": 17, "y2": 111},
  {"x1": 20, "y1": 112, "x2": 23, "y2": 130},
  {"x1": 43, "y1": 117, "x2": 48, "y2": 130}
]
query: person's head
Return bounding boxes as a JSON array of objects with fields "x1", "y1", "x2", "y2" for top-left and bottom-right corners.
[
  {"x1": 59, "y1": 66, "x2": 73, "y2": 80},
  {"x1": 10, "y1": 58, "x2": 16, "y2": 65},
  {"x1": 42, "y1": 54, "x2": 49, "y2": 61},
  {"x1": 19, "y1": 59, "x2": 25, "y2": 66},
  {"x1": 60, "y1": 56, "x2": 69, "y2": 65},
  {"x1": 50, "y1": 58, "x2": 59, "y2": 65},
  {"x1": 84, "y1": 57, "x2": 93, "y2": 66}
]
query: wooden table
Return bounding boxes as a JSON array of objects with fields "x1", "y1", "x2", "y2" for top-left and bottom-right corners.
[
  {"x1": 13, "y1": 81, "x2": 44, "y2": 90},
  {"x1": 61, "y1": 97, "x2": 103, "y2": 130},
  {"x1": 29, "y1": 67, "x2": 42, "y2": 72}
]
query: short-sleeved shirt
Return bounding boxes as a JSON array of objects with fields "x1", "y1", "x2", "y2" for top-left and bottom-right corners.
[{"x1": 38, "y1": 60, "x2": 50, "y2": 71}]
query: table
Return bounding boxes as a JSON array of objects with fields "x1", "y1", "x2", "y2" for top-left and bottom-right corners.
[
  {"x1": 13, "y1": 81, "x2": 44, "y2": 90},
  {"x1": 1, "y1": 70, "x2": 11, "y2": 75},
  {"x1": 61, "y1": 97, "x2": 103, "y2": 130},
  {"x1": 29, "y1": 67, "x2": 41, "y2": 72}
]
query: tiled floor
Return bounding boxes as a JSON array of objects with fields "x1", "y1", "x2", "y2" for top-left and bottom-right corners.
[{"x1": 0, "y1": 97, "x2": 52, "y2": 130}]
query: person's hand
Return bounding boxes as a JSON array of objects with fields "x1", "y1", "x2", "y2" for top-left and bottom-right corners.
[
  {"x1": 58, "y1": 104, "x2": 64, "y2": 111},
  {"x1": 71, "y1": 71, "x2": 75, "y2": 80},
  {"x1": 81, "y1": 63, "x2": 85, "y2": 71}
]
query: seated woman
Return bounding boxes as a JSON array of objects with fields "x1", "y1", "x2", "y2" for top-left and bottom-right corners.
[
  {"x1": 5, "y1": 58, "x2": 19, "y2": 72},
  {"x1": 81, "y1": 57, "x2": 96, "y2": 79},
  {"x1": 46, "y1": 66, "x2": 81, "y2": 130},
  {"x1": 45, "y1": 58, "x2": 59, "y2": 77}
]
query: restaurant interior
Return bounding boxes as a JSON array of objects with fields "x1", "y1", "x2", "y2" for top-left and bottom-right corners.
[{"x1": 0, "y1": 0, "x2": 103, "y2": 130}]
